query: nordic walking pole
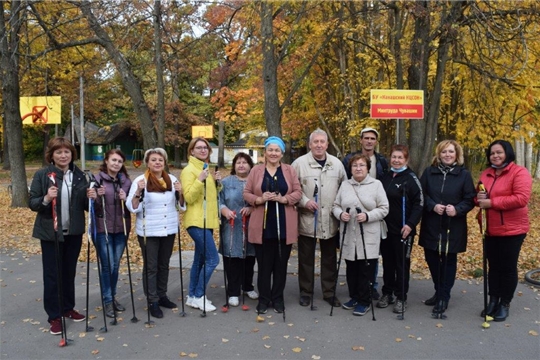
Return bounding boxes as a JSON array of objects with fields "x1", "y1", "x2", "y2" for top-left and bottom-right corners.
[
  {"x1": 100, "y1": 180, "x2": 117, "y2": 325},
  {"x1": 48, "y1": 172, "x2": 70, "y2": 346},
  {"x1": 118, "y1": 173, "x2": 138, "y2": 323},
  {"x1": 89, "y1": 193, "x2": 108, "y2": 333},
  {"x1": 330, "y1": 208, "x2": 350, "y2": 316},
  {"x1": 175, "y1": 189, "x2": 187, "y2": 317},
  {"x1": 356, "y1": 207, "x2": 376, "y2": 321},
  {"x1": 221, "y1": 214, "x2": 235, "y2": 313},
  {"x1": 141, "y1": 190, "x2": 154, "y2": 326},
  {"x1": 85, "y1": 174, "x2": 96, "y2": 332},
  {"x1": 263, "y1": 177, "x2": 269, "y2": 229},
  {"x1": 274, "y1": 176, "x2": 285, "y2": 322},
  {"x1": 310, "y1": 179, "x2": 319, "y2": 311},
  {"x1": 397, "y1": 182, "x2": 407, "y2": 321},
  {"x1": 479, "y1": 182, "x2": 492, "y2": 329},
  {"x1": 201, "y1": 163, "x2": 208, "y2": 318},
  {"x1": 241, "y1": 214, "x2": 249, "y2": 311}
]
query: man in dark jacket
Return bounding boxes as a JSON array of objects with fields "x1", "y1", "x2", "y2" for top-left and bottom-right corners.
[{"x1": 342, "y1": 127, "x2": 388, "y2": 299}]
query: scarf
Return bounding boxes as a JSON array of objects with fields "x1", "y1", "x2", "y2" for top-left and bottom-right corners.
[{"x1": 145, "y1": 169, "x2": 172, "y2": 193}]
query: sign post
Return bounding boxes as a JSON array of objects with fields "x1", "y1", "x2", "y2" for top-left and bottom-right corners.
[{"x1": 370, "y1": 89, "x2": 424, "y2": 143}]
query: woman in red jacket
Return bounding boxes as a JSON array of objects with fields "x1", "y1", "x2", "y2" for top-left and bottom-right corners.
[{"x1": 476, "y1": 140, "x2": 532, "y2": 322}]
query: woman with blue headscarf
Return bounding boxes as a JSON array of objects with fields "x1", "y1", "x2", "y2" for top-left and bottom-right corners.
[{"x1": 243, "y1": 136, "x2": 302, "y2": 314}]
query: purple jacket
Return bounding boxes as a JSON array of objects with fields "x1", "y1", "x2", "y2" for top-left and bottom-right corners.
[{"x1": 93, "y1": 171, "x2": 132, "y2": 234}]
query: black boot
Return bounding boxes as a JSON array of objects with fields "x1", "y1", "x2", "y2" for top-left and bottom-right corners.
[
  {"x1": 432, "y1": 299, "x2": 448, "y2": 314},
  {"x1": 493, "y1": 302, "x2": 510, "y2": 322},
  {"x1": 480, "y1": 296, "x2": 499, "y2": 317},
  {"x1": 149, "y1": 302, "x2": 163, "y2": 318},
  {"x1": 105, "y1": 302, "x2": 115, "y2": 318},
  {"x1": 424, "y1": 294, "x2": 437, "y2": 306}
]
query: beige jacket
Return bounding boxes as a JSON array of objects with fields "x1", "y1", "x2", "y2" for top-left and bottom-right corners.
[
  {"x1": 291, "y1": 152, "x2": 347, "y2": 240},
  {"x1": 332, "y1": 176, "x2": 389, "y2": 260}
]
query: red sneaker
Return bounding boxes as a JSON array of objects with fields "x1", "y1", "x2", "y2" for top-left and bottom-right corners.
[
  {"x1": 49, "y1": 318, "x2": 62, "y2": 335},
  {"x1": 64, "y1": 309, "x2": 85, "y2": 322}
]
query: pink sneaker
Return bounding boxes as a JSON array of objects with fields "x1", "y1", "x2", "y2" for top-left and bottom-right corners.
[
  {"x1": 49, "y1": 318, "x2": 62, "y2": 335},
  {"x1": 64, "y1": 309, "x2": 85, "y2": 322}
]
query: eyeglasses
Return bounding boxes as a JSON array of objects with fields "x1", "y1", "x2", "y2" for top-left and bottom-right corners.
[
  {"x1": 352, "y1": 163, "x2": 367, "y2": 168},
  {"x1": 195, "y1": 146, "x2": 208, "y2": 151}
]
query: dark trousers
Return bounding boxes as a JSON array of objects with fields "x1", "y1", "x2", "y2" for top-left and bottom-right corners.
[
  {"x1": 485, "y1": 234, "x2": 525, "y2": 304},
  {"x1": 254, "y1": 238, "x2": 292, "y2": 307},
  {"x1": 424, "y1": 247, "x2": 457, "y2": 301},
  {"x1": 41, "y1": 236, "x2": 83, "y2": 322},
  {"x1": 138, "y1": 234, "x2": 175, "y2": 303},
  {"x1": 345, "y1": 258, "x2": 376, "y2": 306},
  {"x1": 380, "y1": 232, "x2": 413, "y2": 301},
  {"x1": 223, "y1": 256, "x2": 256, "y2": 296},
  {"x1": 298, "y1": 235, "x2": 338, "y2": 299}
]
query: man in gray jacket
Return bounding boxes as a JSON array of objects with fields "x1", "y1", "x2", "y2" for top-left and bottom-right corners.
[{"x1": 292, "y1": 129, "x2": 347, "y2": 308}]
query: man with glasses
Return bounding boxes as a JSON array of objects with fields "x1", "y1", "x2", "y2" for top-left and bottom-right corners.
[{"x1": 342, "y1": 127, "x2": 388, "y2": 300}]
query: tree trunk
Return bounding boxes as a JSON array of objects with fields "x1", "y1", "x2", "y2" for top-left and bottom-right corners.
[
  {"x1": 2, "y1": 116, "x2": 9, "y2": 170},
  {"x1": 1, "y1": 0, "x2": 29, "y2": 207},
  {"x1": 154, "y1": 0, "x2": 165, "y2": 149},
  {"x1": 534, "y1": 149, "x2": 540, "y2": 179},
  {"x1": 78, "y1": 1, "x2": 157, "y2": 150},
  {"x1": 260, "y1": 1, "x2": 281, "y2": 139},
  {"x1": 218, "y1": 120, "x2": 224, "y2": 167},
  {"x1": 408, "y1": 2, "x2": 464, "y2": 174}
]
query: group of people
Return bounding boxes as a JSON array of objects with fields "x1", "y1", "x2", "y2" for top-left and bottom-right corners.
[{"x1": 29, "y1": 130, "x2": 531, "y2": 336}]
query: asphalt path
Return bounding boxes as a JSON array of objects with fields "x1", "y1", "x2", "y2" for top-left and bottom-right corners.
[{"x1": 0, "y1": 248, "x2": 538, "y2": 360}]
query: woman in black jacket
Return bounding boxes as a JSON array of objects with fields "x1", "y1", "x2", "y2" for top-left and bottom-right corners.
[
  {"x1": 419, "y1": 140, "x2": 475, "y2": 315},
  {"x1": 377, "y1": 145, "x2": 423, "y2": 314},
  {"x1": 29, "y1": 137, "x2": 89, "y2": 336}
]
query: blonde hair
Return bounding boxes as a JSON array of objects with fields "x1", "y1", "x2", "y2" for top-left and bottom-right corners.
[
  {"x1": 144, "y1": 148, "x2": 168, "y2": 165},
  {"x1": 431, "y1": 140, "x2": 464, "y2": 166}
]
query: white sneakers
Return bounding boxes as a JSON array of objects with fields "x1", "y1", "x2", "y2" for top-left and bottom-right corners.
[
  {"x1": 229, "y1": 297, "x2": 239, "y2": 307},
  {"x1": 244, "y1": 290, "x2": 259, "y2": 300},
  {"x1": 191, "y1": 296, "x2": 216, "y2": 312}
]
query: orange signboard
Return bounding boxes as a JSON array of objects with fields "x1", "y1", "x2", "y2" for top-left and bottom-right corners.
[
  {"x1": 20, "y1": 96, "x2": 62, "y2": 124},
  {"x1": 191, "y1": 125, "x2": 214, "y2": 139},
  {"x1": 370, "y1": 90, "x2": 424, "y2": 119}
]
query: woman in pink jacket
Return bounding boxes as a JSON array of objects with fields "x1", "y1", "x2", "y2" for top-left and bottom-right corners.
[
  {"x1": 243, "y1": 136, "x2": 302, "y2": 315},
  {"x1": 476, "y1": 140, "x2": 532, "y2": 322}
]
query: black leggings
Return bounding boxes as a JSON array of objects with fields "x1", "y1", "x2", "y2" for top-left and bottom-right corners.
[{"x1": 485, "y1": 234, "x2": 526, "y2": 304}]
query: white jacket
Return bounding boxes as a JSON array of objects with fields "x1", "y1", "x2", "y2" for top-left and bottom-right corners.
[
  {"x1": 332, "y1": 176, "x2": 389, "y2": 260},
  {"x1": 126, "y1": 174, "x2": 185, "y2": 237},
  {"x1": 291, "y1": 152, "x2": 347, "y2": 239}
]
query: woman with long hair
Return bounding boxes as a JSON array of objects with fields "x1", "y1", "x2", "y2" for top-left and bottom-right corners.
[{"x1": 87, "y1": 149, "x2": 132, "y2": 318}]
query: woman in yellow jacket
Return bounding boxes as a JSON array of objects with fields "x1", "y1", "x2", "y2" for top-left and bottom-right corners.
[{"x1": 181, "y1": 137, "x2": 221, "y2": 312}]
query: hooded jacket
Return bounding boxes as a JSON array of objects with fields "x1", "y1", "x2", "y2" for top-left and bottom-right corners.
[{"x1": 476, "y1": 162, "x2": 531, "y2": 237}]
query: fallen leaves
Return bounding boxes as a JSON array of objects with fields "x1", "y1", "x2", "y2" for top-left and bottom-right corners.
[
  {"x1": 292, "y1": 347, "x2": 302, "y2": 353},
  {"x1": 529, "y1": 330, "x2": 538, "y2": 336},
  {"x1": 352, "y1": 345, "x2": 365, "y2": 351}
]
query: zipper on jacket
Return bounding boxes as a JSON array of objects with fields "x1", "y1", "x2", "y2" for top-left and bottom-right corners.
[{"x1": 487, "y1": 175, "x2": 504, "y2": 226}]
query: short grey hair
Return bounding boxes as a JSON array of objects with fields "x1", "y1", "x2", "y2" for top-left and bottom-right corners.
[{"x1": 309, "y1": 128, "x2": 328, "y2": 143}]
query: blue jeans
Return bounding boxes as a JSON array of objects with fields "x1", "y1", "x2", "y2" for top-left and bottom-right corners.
[
  {"x1": 187, "y1": 227, "x2": 220, "y2": 298},
  {"x1": 94, "y1": 232, "x2": 126, "y2": 304}
]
